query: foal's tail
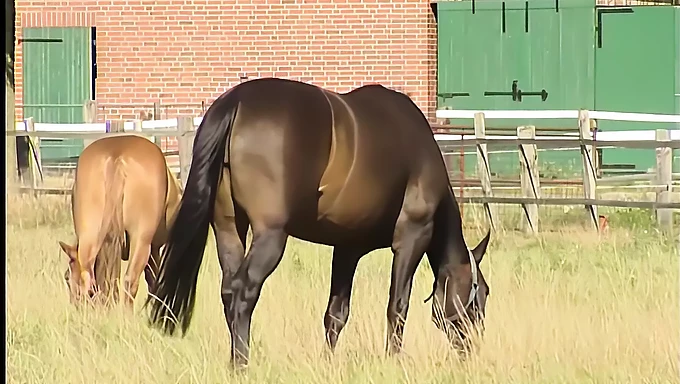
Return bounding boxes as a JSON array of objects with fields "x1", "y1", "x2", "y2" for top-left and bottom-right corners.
[
  {"x1": 147, "y1": 97, "x2": 239, "y2": 336},
  {"x1": 94, "y1": 159, "x2": 125, "y2": 302}
]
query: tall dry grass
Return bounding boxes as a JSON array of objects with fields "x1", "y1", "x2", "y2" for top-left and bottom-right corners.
[{"x1": 6, "y1": 193, "x2": 680, "y2": 383}]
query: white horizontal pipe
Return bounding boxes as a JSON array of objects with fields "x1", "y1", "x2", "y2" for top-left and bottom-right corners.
[{"x1": 436, "y1": 109, "x2": 680, "y2": 123}]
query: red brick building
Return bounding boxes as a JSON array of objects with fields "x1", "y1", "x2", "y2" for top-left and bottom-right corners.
[{"x1": 15, "y1": 0, "x2": 438, "y2": 133}]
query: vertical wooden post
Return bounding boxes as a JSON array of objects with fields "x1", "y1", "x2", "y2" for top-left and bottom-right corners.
[
  {"x1": 133, "y1": 119, "x2": 152, "y2": 142},
  {"x1": 578, "y1": 109, "x2": 599, "y2": 232},
  {"x1": 82, "y1": 100, "x2": 98, "y2": 149},
  {"x1": 82, "y1": 100, "x2": 97, "y2": 122},
  {"x1": 474, "y1": 112, "x2": 496, "y2": 231},
  {"x1": 518, "y1": 125, "x2": 540, "y2": 234},
  {"x1": 153, "y1": 102, "x2": 161, "y2": 120},
  {"x1": 177, "y1": 116, "x2": 195, "y2": 187},
  {"x1": 107, "y1": 119, "x2": 125, "y2": 133},
  {"x1": 655, "y1": 129, "x2": 672, "y2": 233},
  {"x1": 24, "y1": 117, "x2": 42, "y2": 190},
  {"x1": 6, "y1": 70, "x2": 19, "y2": 189},
  {"x1": 459, "y1": 133, "x2": 465, "y2": 219},
  {"x1": 590, "y1": 118, "x2": 601, "y2": 178}
]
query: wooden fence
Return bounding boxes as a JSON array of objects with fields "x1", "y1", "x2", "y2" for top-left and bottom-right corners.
[{"x1": 7, "y1": 108, "x2": 680, "y2": 233}]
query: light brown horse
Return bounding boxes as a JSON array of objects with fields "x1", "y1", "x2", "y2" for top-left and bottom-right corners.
[{"x1": 58, "y1": 134, "x2": 183, "y2": 308}]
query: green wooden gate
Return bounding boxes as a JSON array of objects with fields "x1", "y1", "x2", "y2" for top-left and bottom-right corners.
[
  {"x1": 22, "y1": 27, "x2": 92, "y2": 165},
  {"x1": 436, "y1": 1, "x2": 679, "y2": 176},
  {"x1": 436, "y1": 0, "x2": 595, "y2": 176},
  {"x1": 595, "y1": 5, "x2": 680, "y2": 172}
]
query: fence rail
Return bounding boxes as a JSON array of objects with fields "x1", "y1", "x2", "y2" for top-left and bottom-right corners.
[{"x1": 8, "y1": 108, "x2": 680, "y2": 234}]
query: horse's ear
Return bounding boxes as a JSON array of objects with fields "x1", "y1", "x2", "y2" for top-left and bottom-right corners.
[
  {"x1": 471, "y1": 229, "x2": 491, "y2": 264},
  {"x1": 59, "y1": 241, "x2": 77, "y2": 262}
]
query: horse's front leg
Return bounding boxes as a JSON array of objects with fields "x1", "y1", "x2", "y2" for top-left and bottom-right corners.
[{"x1": 385, "y1": 211, "x2": 433, "y2": 355}]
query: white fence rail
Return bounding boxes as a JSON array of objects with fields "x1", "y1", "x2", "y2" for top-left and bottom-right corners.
[{"x1": 8, "y1": 109, "x2": 680, "y2": 233}]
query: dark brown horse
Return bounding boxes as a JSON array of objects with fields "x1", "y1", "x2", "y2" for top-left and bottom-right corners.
[
  {"x1": 147, "y1": 78, "x2": 491, "y2": 368},
  {"x1": 59, "y1": 135, "x2": 183, "y2": 308}
]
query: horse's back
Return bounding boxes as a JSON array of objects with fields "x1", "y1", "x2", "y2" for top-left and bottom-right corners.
[
  {"x1": 225, "y1": 79, "x2": 449, "y2": 246},
  {"x1": 77, "y1": 135, "x2": 168, "y2": 195},
  {"x1": 74, "y1": 135, "x2": 169, "y2": 237}
]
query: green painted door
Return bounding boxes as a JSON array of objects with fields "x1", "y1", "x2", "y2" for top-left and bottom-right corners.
[
  {"x1": 22, "y1": 27, "x2": 92, "y2": 164},
  {"x1": 595, "y1": 6, "x2": 677, "y2": 172},
  {"x1": 436, "y1": 0, "x2": 594, "y2": 177}
]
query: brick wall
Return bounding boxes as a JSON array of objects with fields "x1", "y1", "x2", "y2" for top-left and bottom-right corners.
[{"x1": 15, "y1": 0, "x2": 439, "y2": 150}]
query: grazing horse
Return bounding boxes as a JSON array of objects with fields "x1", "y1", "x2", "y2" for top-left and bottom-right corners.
[
  {"x1": 147, "y1": 78, "x2": 491, "y2": 368},
  {"x1": 59, "y1": 135, "x2": 183, "y2": 308}
]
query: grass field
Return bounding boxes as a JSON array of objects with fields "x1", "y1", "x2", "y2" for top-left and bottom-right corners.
[{"x1": 6, "y1": 193, "x2": 680, "y2": 384}]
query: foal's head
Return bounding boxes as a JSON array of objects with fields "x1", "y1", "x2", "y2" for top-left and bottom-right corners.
[{"x1": 58, "y1": 241, "x2": 98, "y2": 304}]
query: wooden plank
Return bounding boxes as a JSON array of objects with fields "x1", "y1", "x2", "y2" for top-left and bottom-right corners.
[
  {"x1": 579, "y1": 110, "x2": 599, "y2": 232},
  {"x1": 6, "y1": 130, "x2": 181, "y2": 139},
  {"x1": 19, "y1": 186, "x2": 680, "y2": 210},
  {"x1": 655, "y1": 129, "x2": 673, "y2": 232},
  {"x1": 24, "y1": 117, "x2": 43, "y2": 189},
  {"x1": 133, "y1": 119, "x2": 155, "y2": 143},
  {"x1": 177, "y1": 116, "x2": 195, "y2": 187},
  {"x1": 518, "y1": 125, "x2": 540, "y2": 234},
  {"x1": 438, "y1": 138, "x2": 680, "y2": 150},
  {"x1": 153, "y1": 102, "x2": 161, "y2": 120},
  {"x1": 474, "y1": 112, "x2": 497, "y2": 231},
  {"x1": 456, "y1": 196, "x2": 680, "y2": 209},
  {"x1": 82, "y1": 100, "x2": 97, "y2": 149},
  {"x1": 6, "y1": 104, "x2": 19, "y2": 189},
  {"x1": 6, "y1": 130, "x2": 679, "y2": 150},
  {"x1": 107, "y1": 119, "x2": 125, "y2": 133}
]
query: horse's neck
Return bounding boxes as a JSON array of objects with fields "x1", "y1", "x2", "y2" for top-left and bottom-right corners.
[{"x1": 435, "y1": 193, "x2": 468, "y2": 268}]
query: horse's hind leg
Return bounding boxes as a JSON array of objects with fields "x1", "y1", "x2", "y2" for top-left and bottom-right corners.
[
  {"x1": 123, "y1": 231, "x2": 154, "y2": 309},
  {"x1": 324, "y1": 246, "x2": 364, "y2": 352},
  {"x1": 223, "y1": 226, "x2": 288, "y2": 368},
  {"x1": 144, "y1": 245, "x2": 161, "y2": 296},
  {"x1": 212, "y1": 210, "x2": 249, "y2": 327},
  {"x1": 213, "y1": 169, "x2": 250, "y2": 335}
]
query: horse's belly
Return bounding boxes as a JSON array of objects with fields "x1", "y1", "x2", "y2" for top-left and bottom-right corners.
[
  {"x1": 290, "y1": 184, "x2": 400, "y2": 247},
  {"x1": 286, "y1": 216, "x2": 395, "y2": 249}
]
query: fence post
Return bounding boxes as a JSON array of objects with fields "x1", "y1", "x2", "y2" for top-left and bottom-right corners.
[
  {"x1": 578, "y1": 109, "x2": 599, "y2": 232},
  {"x1": 655, "y1": 129, "x2": 672, "y2": 233},
  {"x1": 107, "y1": 119, "x2": 125, "y2": 133},
  {"x1": 82, "y1": 100, "x2": 98, "y2": 149},
  {"x1": 590, "y1": 118, "x2": 602, "y2": 178},
  {"x1": 474, "y1": 112, "x2": 496, "y2": 232},
  {"x1": 24, "y1": 117, "x2": 43, "y2": 190},
  {"x1": 518, "y1": 125, "x2": 540, "y2": 234},
  {"x1": 133, "y1": 119, "x2": 153, "y2": 143},
  {"x1": 153, "y1": 102, "x2": 161, "y2": 120},
  {"x1": 177, "y1": 116, "x2": 195, "y2": 187}
]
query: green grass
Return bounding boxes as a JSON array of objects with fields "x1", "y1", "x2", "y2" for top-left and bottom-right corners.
[{"x1": 6, "y1": 194, "x2": 680, "y2": 383}]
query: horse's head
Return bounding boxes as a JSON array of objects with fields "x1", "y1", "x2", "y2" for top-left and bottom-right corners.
[
  {"x1": 429, "y1": 229, "x2": 491, "y2": 354},
  {"x1": 58, "y1": 241, "x2": 97, "y2": 304}
]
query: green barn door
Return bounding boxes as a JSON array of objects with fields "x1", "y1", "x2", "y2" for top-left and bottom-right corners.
[
  {"x1": 22, "y1": 27, "x2": 92, "y2": 165},
  {"x1": 436, "y1": 0, "x2": 594, "y2": 177},
  {"x1": 437, "y1": 4, "x2": 505, "y2": 111},
  {"x1": 595, "y1": 7, "x2": 677, "y2": 173}
]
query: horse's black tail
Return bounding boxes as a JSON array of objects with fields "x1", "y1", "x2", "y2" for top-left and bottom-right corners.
[{"x1": 147, "y1": 99, "x2": 238, "y2": 336}]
